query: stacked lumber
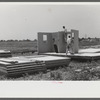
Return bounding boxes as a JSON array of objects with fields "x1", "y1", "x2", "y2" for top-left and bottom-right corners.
[
  {"x1": 0, "y1": 57, "x2": 46, "y2": 76},
  {"x1": 0, "y1": 50, "x2": 12, "y2": 58},
  {"x1": 0, "y1": 55, "x2": 70, "y2": 77},
  {"x1": 30, "y1": 55, "x2": 70, "y2": 68}
]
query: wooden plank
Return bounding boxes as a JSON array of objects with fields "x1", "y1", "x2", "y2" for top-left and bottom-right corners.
[
  {"x1": 8, "y1": 70, "x2": 44, "y2": 76},
  {"x1": 7, "y1": 67, "x2": 46, "y2": 73},
  {"x1": 7, "y1": 68, "x2": 46, "y2": 75},
  {"x1": 0, "y1": 66, "x2": 7, "y2": 70},
  {"x1": 0, "y1": 55, "x2": 71, "y2": 76},
  {"x1": 6, "y1": 62, "x2": 45, "y2": 68},
  {"x1": 0, "y1": 68, "x2": 7, "y2": 74},
  {"x1": 7, "y1": 64, "x2": 45, "y2": 71}
]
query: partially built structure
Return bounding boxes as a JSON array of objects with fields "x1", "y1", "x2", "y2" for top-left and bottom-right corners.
[
  {"x1": 0, "y1": 28, "x2": 100, "y2": 76},
  {"x1": 38, "y1": 29, "x2": 79, "y2": 54}
]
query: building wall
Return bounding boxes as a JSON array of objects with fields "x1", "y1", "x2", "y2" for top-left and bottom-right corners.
[
  {"x1": 58, "y1": 31, "x2": 66, "y2": 53},
  {"x1": 38, "y1": 30, "x2": 79, "y2": 54},
  {"x1": 38, "y1": 32, "x2": 66, "y2": 53},
  {"x1": 38, "y1": 32, "x2": 53, "y2": 53},
  {"x1": 52, "y1": 32, "x2": 59, "y2": 52},
  {"x1": 71, "y1": 29, "x2": 79, "y2": 53}
]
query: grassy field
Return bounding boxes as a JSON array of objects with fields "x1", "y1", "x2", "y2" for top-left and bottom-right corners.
[
  {"x1": 0, "y1": 41, "x2": 37, "y2": 56},
  {"x1": 0, "y1": 40, "x2": 100, "y2": 80}
]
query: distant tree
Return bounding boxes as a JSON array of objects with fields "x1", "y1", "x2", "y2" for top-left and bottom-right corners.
[
  {"x1": 0, "y1": 40, "x2": 5, "y2": 42},
  {"x1": 14, "y1": 40, "x2": 18, "y2": 42},
  {"x1": 87, "y1": 37, "x2": 91, "y2": 41},
  {"x1": 78, "y1": 38, "x2": 81, "y2": 42},
  {"x1": 81, "y1": 37, "x2": 85, "y2": 40},
  {"x1": 19, "y1": 40, "x2": 23, "y2": 42},
  {"x1": 34, "y1": 39, "x2": 37, "y2": 42},
  {"x1": 95, "y1": 37, "x2": 97, "y2": 40},
  {"x1": 26, "y1": 39, "x2": 31, "y2": 41},
  {"x1": 7, "y1": 39, "x2": 14, "y2": 42},
  {"x1": 88, "y1": 37, "x2": 91, "y2": 40},
  {"x1": 95, "y1": 37, "x2": 99, "y2": 42}
]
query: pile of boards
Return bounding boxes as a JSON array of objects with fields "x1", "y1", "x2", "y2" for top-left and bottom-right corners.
[
  {"x1": 0, "y1": 50, "x2": 12, "y2": 58},
  {"x1": 0, "y1": 55, "x2": 70, "y2": 77},
  {"x1": 0, "y1": 57, "x2": 46, "y2": 76},
  {"x1": 31, "y1": 55, "x2": 70, "y2": 68}
]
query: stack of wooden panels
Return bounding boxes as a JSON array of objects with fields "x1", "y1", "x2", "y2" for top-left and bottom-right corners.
[
  {"x1": 0, "y1": 50, "x2": 12, "y2": 58},
  {"x1": 0, "y1": 55, "x2": 70, "y2": 76},
  {"x1": 29, "y1": 55, "x2": 70, "y2": 68},
  {"x1": 0, "y1": 57, "x2": 46, "y2": 76}
]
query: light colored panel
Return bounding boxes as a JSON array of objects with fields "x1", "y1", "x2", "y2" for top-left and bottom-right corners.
[
  {"x1": 38, "y1": 32, "x2": 53, "y2": 53},
  {"x1": 71, "y1": 29, "x2": 79, "y2": 53},
  {"x1": 58, "y1": 31, "x2": 66, "y2": 53}
]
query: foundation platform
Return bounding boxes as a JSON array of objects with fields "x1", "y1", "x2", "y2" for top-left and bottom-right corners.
[{"x1": 41, "y1": 48, "x2": 100, "y2": 60}]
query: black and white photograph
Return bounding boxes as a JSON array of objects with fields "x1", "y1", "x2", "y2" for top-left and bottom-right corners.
[
  {"x1": 0, "y1": 2, "x2": 100, "y2": 81},
  {"x1": 1, "y1": 2, "x2": 100, "y2": 98}
]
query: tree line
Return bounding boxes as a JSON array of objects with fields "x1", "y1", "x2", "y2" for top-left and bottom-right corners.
[{"x1": 0, "y1": 39, "x2": 37, "y2": 42}]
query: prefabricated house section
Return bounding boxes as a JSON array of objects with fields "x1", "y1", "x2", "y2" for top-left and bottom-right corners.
[{"x1": 37, "y1": 29, "x2": 79, "y2": 54}]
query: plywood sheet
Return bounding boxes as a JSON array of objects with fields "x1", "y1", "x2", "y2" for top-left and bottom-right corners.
[
  {"x1": 0, "y1": 55, "x2": 70, "y2": 76},
  {"x1": 42, "y1": 48, "x2": 100, "y2": 60},
  {"x1": 79, "y1": 48, "x2": 100, "y2": 53}
]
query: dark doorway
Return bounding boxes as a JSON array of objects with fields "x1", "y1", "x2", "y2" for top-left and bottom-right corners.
[
  {"x1": 53, "y1": 38, "x2": 58, "y2": 53},
  {"x1": 54, "y1": 44, "x2": 58, "y2": 53}
]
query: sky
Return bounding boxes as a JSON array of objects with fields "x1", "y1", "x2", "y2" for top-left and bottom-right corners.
[{"x1": 0, "y1": 3, "x2": 100, "y2": 40}]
